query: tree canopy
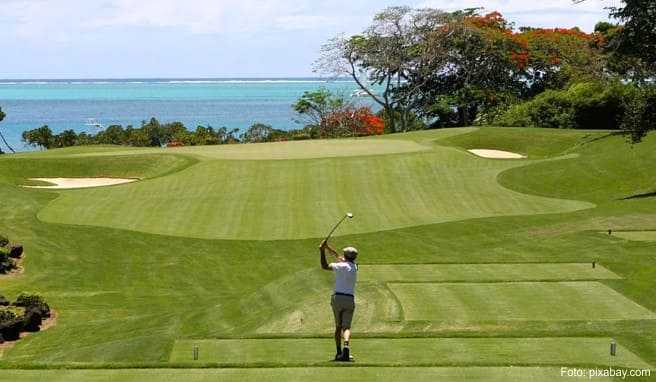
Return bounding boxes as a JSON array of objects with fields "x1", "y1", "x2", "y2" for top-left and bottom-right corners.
[{"x1": 317, "y1": 8, "x2": 605, "y2": 129}]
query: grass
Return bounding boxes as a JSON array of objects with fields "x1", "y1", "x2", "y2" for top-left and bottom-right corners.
[
  {"x1": 0, "y1": 367, "x2": 616, "y2": 382},
  {"x1": 438, "y1": 127, "x2": 605, "y2": 158},
  {"x1": 611, "y1": 231, "x2": 656, "y2": 242},
  {"x1": 0, "y1": 127, "x2": 655, "y2": 380},
  {"x1": 14, "y1": 138, "x2": 429, "y2": 160},
  {"x1": 389, "y1": 282, "x2": 656, "y2": 322},
  {"x1": 31, "y1": 129, "x2": 592, "y2": 240},
  {"x1": 358, "y1": 263, "x2": 621, "y2": 282},
  {"x1": 170, "y1": 337, "x2": 649, "y2": 368}
]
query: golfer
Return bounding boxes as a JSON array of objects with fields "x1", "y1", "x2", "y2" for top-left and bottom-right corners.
[{"x1": 320, "y1": 240, "x2": 358, "y2": 362}]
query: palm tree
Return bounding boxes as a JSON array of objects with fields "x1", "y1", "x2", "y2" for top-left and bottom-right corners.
[{"x1": 0, "y1": 107, "x2": 16, "y2": 153}]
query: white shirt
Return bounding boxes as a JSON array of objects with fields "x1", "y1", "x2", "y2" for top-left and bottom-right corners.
[{"x1": 329, "y1": 261, "x2": 358, "y2": 295}]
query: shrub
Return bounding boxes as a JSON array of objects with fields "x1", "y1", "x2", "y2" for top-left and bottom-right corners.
[
  {"x1": 0, "y1": 252, "x2": 14, "y2": 274},
  {"x1": 0, "y1": 310, "x2": 16, "y2": 323},
  {"x1": 0, "y1": 235, "x2": 8, "y2": 248},
  {"x1": 0, "y1": 317, "x2": 24, "y2": 341},
  {"x1": 494, "y1": 80, "x2": 629, "y2": 129},
  {"x1": 0, "y1": 296, "x2": 9, "y2": 306},
  {"x1": 22, "y1": 308, "x2": 43, "y2": 332},
  {"x1": 14, "y1": 293, "x2": 45, "y2": 308},
  {"x1": 14, "y1": 294, "x2": 50, "y2": 318},
  {"x1": 8, "y1": 244, "x2": 23, "y2": 259}
]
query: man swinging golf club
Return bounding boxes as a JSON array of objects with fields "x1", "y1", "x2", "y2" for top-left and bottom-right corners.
[{"x1": 319, "y1": 213, "x2": 358, "y2": 362}]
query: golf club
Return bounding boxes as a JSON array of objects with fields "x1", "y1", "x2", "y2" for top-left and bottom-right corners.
[{"x1": 324, "y1": 212, "x2": 354, "y2": 242}]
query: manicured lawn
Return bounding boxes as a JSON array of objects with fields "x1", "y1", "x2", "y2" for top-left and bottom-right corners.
[
  {"x1": 170, "y1": 337, "x2": 649, "y2": 369},
  {"x1": 611, "y1": 231, "x2": 656, "y2": 242},
  {"x1": 14, "y1": 137, "x2": 429, "y2": 160},
  {"x1": 0, "y1": 127, "x2": 654, "y2": 380},
  {"x1": 358, "y1": 263, "x2": 620, "y2": 282},
  {"x1": 0, "y1": 367, "x2": 613, "y2": 382},
  {"x1": 32, "y1": 130, "x2": 591, "y2": 240},
  {"x1": 389, "y1": 282, "x2": 656, "y2": 322}
]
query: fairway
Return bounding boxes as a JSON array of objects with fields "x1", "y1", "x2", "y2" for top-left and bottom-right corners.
[
  {"x1": 169, "y1": 337, "x2": 650, "y2": 368},
  {"x1": 1, "y1": 128, "x2": 655, "y2": 379},
  {"x1": 611, "y1": 231, "x2": 656, "y2": 242},
  {"x1": 390, "y1": 282, "x2": 656, "y2": 321},
  {"x1": 33, "y1": 131, "x2": 592, "y2": 240},
  {"x1": 0, "y1": 367, "x2": 615, "y2": 382},
  {"x1": 359, "y1": 263, "x2": 620, "y2": 282}
]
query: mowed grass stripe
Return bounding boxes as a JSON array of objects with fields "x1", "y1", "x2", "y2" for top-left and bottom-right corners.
[
  {"x1": 0, "y1": 367, "x2": 613, "y2": 382},
  {"x1": 611, "y1": 231, "x2": 656, "y2": 242},
  {"x1": 359, "y1": 263, "x2": 620, "y2": 282},
  {"x1": 16, "y1": 138, "x2": 431, "y2": 161},
  {"x1": 36, "y1": 145, "x2": 592, "y2": 240},
  {"x1": 389, "y1": 282, "x2": 656, "y2": 322},
  {"x1": 169, "y1": 338, "x2": 650, "y2": 369}
]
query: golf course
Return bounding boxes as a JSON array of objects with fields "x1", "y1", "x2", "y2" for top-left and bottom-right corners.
[{"x1": 0, "y1": 127, "x2": 655, "y2": 381}]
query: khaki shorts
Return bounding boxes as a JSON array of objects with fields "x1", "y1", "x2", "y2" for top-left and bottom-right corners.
[{"x1": 331, "y1": 294, "x2": 355, "y2": 329}]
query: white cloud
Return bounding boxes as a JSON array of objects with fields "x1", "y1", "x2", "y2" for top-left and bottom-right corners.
[
  {"x1": 85, "y1": 0, "x2": 351, "y2": 34},
  {"x1": 0, "y1": 0, "x2": 615, "y2": 77},
  {"x1": 416, "y1": 0, "x2": 611, "y2": 30}
]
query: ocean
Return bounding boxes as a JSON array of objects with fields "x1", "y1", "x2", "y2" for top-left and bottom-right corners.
[{"x1": 0, "y1": 79, "x2": 365, "y2": 152}]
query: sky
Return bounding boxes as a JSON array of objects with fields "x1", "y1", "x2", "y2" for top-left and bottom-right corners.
[{"x1": 0, "y1": 0, "x2": 614, "y2": 79}]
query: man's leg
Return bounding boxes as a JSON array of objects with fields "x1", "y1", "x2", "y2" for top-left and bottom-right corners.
[
  {"x1": 339, "y1": 300, "x2": 355, "y2": 361},
  {"x1": 343, "y1": 328, "x2": 351, "y2": 344},
  {"x1": 331, "y1": 295, "x2": 343, "y2": 359},
  {"x1": 341, "y1": 328, "x2": 351, "y2": 359},
  {"x1": 334, "y1": 325, "x2": 342, "y2": 356}
]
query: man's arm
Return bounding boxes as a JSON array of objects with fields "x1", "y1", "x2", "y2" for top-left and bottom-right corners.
[{"x1": 320, "y1": 240, "x2": 332, "y2": 271}]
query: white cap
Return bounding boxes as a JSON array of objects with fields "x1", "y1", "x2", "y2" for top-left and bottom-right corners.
[{"x1": 342, "y1": 247, "x2": 358, "y2": 260}]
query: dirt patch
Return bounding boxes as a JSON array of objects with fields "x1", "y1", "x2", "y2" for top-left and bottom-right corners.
[
  {"x1": 23, "y1": 177, "x2": 137, "y2": 189},
  {"x1": 0, "y1": 309, "x2": 58, "y2": 357},
  {"x1": 468, "y1": 149, "x2": 526, "y2": 159}
]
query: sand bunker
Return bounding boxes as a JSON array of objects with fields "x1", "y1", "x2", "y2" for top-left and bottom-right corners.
[
  {"x1": 24, "y1": 178, "x2": 137, "y2": 189},
  {"x1": 468, "y1": 149, "x2": 526, "y2": 159}
]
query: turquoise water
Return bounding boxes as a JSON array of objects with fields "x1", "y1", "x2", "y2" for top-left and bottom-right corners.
[{"x1": 0, "y1": 79, "x2": 364, "y2": 151}]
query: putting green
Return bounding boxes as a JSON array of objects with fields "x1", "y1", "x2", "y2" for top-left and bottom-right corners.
[
  {"x1": 0, "y1": 367, "x2": 615, "y2": 382},
  {"x1": 34, "y1": 138, "x2": 592, "y2": 240},
  {"x1": 390, "y1": 282, "x2": 656, "y2": 322},
  {"x1": 103, "y1": 139, "x2": 431, "y2": 160},
  {"x1": 610, "y1": 231, "x2": 656, "y2": 242},
  {"x1": 169, "y1": 337, "x2": 650, "y2": 369},
  {"x1": 359, "y1": 263, "x2": 620, "y2": 282}
]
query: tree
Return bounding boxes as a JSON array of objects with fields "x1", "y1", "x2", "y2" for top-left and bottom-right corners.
[
  {"x1": 292, "y1": 88, "x2": 349, "y2": 137},
  {"x1": 621, "y1": 85, "x2": 656, "y2": 143},
  {"x1": 315, "y1": 7, "x2": 451, "y2": 132},
  {"x1": 241, "y1": 123, "x2": 279, "y2": 143},
  {"x1": 53, "y1": 129, "x2": 78, "y2": 148},
  {"x1": 517, "y1": 27, "x2": 603, "y2": 95},
  {"x1": 22, "y1": 125, "x2": 54, "y2": 149},
  {"x1": 95, "y1": 125, "x2": 127, "y2": 145},
  {"x1": 608, "y1": 0, "x2": 656, "y2": 74},
  {"x1": 0, "y1": 107, "x2": 16, "y2": 153},
  {"x1": 322, "y1": 107, "x2": 385, "y2": 137},
  {"x1": 413, "y1": 11, "x2": 526, "y2": 126},
  {"x1": 576, "y1": 0, "x2": 655, "y2": 79}
]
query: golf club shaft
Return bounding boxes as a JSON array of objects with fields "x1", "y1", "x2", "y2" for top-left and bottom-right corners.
[{"x1": 324, "y1": 215, "x2": 348, "y2": 242}]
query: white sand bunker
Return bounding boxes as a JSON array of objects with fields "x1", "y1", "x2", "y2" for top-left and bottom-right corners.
[
  {"x1": 468, "y1": 149, "x2": 526, "y2": 159},
  {"x1": 24, "y1": 178, "x2": 137, "y2": 189}
]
